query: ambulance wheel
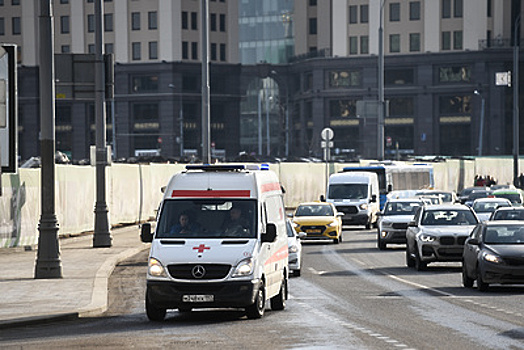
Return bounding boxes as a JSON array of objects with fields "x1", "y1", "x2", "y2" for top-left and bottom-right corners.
[
  {"x1": 246, "y1": 281, "x2": 265, "y2": 319},
  {"x1": 146, "y1": 295, "x2": 166, "y2": 321},
  {"x1": 270, "y1": 277, "x2": 287, "y2": 311}
]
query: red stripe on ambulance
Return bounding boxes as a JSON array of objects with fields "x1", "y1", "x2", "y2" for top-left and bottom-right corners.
[
  {"x1": 265, "y1": 245, "x2": 289, "y2": 266},
  {"x1": 261, "y1": 182, "x2": 281, "y2": 193}
]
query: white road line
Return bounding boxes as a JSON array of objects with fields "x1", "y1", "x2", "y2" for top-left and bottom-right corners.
[{"x1": 385, "y1": 273, "x2": 452, "y2": 297}]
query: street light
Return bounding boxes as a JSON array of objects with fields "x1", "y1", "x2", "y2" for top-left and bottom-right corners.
[
  {"x1": 474, "y1": 90, "x2": 485, "y2": 157},
  {"x1": 270, "y1": 70, "x2": 290, "y2": 158},
  {"x1": 513, "y1": 13, "x2": 521, "y2": 187},
  {"x1": 168, "y1": 84, "x2": 184, "y2": 158},
  {"x1": 377, "y1": 0, "x2": 385, "y2": 161}
]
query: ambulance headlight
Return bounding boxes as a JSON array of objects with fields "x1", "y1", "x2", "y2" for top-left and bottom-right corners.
[
  {"x1": 359, "y1": 203, "x2": 368, "y2": 210},
  {"x1": 232, "y1": 258, "x2": 254, "y2": 277},
  {"x1": 148, "y1": 257, "x2": 167, "y2": 277}
]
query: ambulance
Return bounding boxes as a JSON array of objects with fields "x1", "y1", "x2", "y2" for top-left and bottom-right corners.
[{"x1": 140, "y1": 164, "x2": 289, "y2": 321}]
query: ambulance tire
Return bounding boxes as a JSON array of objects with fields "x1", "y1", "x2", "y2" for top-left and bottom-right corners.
[
  {"x1": 270, "y1": 276, "x2": 287, "y2": 311},
  {"x1": 246, "y1": 281, "x2": 265, "y2": 319},
  {"x1": 146, "y1": 294, "x2": 166, "y2": 321}
]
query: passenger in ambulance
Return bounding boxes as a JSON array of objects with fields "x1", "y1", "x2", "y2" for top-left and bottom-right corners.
[
  {"x1": 169, "y1": 212, "x2": 199, "y2": 235},
  {"x1": 223, "y1": 207, "x2": 251, "y2": 237}
]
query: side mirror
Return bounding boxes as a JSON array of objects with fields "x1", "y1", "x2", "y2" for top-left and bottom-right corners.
[
  {"x1": 337, "y1": 212, "x2": 345, "y2": 217},
  {"x1": 320, "y1": 195, "x2": 326, "y2": 202},
  {"x1": 140, "y1": 223, "x2": 153, "y2": 243},
  {"x1": 371, "y1": 194, "x2": 377, "y2": 203},
  {"x1": 468, "y1": 238, "x2": 480, "y2": 246},
  {"x1": 387, "y1": 184, "x2": 393, "y2": 192},
  {"x1": 408, "y1": 221, "x2": 417, "y2": 227},
  {"x1": 376, "y1": 212, "x2": 382, "y2": 217},
  {"x1": 262, "y1": 223, "x2": 277, "y2": 243},
  {"x1": 297, "y1": 232, "x2": 307, "y2": 239}
]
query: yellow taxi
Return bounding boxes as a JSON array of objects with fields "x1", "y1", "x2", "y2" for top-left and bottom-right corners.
[{"x1": 291, "y1": 202, "x2": 344, "y2": 244}]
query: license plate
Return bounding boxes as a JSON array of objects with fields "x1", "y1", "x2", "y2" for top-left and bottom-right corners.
[
  {"x1": 306, "y1": 229, "x2": 321, "y2": 233},
  {"x1": 182, "y1": 294, "x2": 214, "y2": 303}
]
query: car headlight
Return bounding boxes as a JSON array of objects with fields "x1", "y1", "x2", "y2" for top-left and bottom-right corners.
[
  {"x1": 419, "y1": 234, "x2": 436, "y2": 242},
  {"x1": 148, "y1": 257, "x2": 167, "y2": 277},
  {"x1": 288, "y1": 245, "x2": 298, "y2": 253},
  {"x1": 232, "y1": 258, "x2": 254, "y2": 277},
  {"x1": 482, "y1": 252, "x2": 503, "y2": 264},
  {"x1": 328, "y1": 220, "x2": 339, "y2": 227},
  {"x1": 359, "y1": 203, "x2": 368, "y2": 210}
]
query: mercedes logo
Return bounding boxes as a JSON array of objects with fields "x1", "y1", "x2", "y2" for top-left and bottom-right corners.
[{"x1": 191, "y1": 265, "x2": 206, "y2": 279}]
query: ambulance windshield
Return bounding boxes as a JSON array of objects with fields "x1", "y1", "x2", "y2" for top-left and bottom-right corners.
[{"x1": 156, "y1": 199, "x2": 257, "y2": 239}]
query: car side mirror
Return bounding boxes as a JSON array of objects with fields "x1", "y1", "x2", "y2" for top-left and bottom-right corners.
[
  {"x1": 408, "y1": 221, "x2": 417, "y2": 227},
  {"x1": 468, "y1": 238, "x2": 480, "y2": 245},
  {"x1": 262, "y1": 223, "x2": 277, "y2": 243},
  {"x1": 320, "y1": 195, "x2": 326, "y2": 202},
  {"x1": 337, "y1": 212, "x2": 345, "y2": 217},
  {"x1": 371, "y1": 194, "x2": 377, "y2": 203},
  {"x1": 297, "y1": 232, "x2": 307, "y2": 239},
  {"x1": 140, "y1": 223, "x2": 153, "y2": 243}
]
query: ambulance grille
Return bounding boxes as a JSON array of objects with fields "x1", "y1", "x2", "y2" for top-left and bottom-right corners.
[{"x1": 167, "y1": 264, "x2": 231, "y2": 280}]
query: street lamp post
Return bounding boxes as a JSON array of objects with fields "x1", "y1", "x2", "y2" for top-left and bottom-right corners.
[
  {"x1": 513, "y1": 14, "x2": 521, "y2": 187},
  {"x1": 474, "y1": 90, "x2": 485, "y2": 157},
  {"x1": 377, "y1": 0, "x2": 385, "y2": 161}
]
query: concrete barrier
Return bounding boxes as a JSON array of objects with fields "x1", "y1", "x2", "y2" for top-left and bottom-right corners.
[{"x1": 0, "y1": 158, "x2": 521, "y2": 248}]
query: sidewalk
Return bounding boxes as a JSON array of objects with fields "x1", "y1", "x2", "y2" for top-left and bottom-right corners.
[{"x1": 0, "y1": 225, "x2": 150, "y2": 328}]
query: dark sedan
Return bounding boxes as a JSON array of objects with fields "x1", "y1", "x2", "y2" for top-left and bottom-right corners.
[{"x1": 462, "y1": 221, "x2": 524, "y2": 291}]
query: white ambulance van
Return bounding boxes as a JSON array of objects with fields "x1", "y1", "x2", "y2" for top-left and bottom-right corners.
[
  {"x1": 140, "y1": 164, "x2": 288, "y2": 321},
  {"x1": 325, "y1": 171, "x2": 380, "y2": 229}
]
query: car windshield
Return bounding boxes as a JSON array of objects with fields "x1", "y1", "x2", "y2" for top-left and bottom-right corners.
[
  {"x1": 483, "y1": 226, "x2": 524, "y2": 244},
  {"x1": 492, "y1": 209, "x2": 524, "y2": 220},
  {"x1": 156, "y1": 199, "x2": 257, "y2": 239},
  {"x1": 384, "y1": 202, "x2": 421, "y2": 215},
  {"x1": 494, "y1": 193, "x2": 522, "y2": 205},
  {"x1": 421, "y1": 210, "x2": 477, "y2": 226},
  {"x1": 295, "y1": 205, "x2": 334, "y2": 217},
  {"x1": 473, "y1": 201, "x2": 511, "y2": 213},
  {"x1": 328, "y1": 184, "x2": 368, "y2": 200}
]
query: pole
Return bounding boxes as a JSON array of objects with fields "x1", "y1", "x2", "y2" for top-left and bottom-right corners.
[
  {"x1": 285, "y1": 90, "x2": 289, "y2": 158},
  {"x1": 514, "y1": 14, "x2": 521, "y2": 187},
  {"x1": 474, "y1": 90, "x2": 485, "y2": 157},
  {"x1": 93, "y1": 0, "x2": 111, "y2": 247},
  {"x1": 201, "y1": 0, "x2": 210, "y2": 164},
  {"x1": 266, "y1": 87, "x2": 270, "y2": 156},
  {"x1": 35, "y1": 0, "x2": 62, "y2": 278},
  {"x1": 258, "y1": 91, "x2": 262, "y2": 156},
  {"x1": 377, "y1": 0, "x2": 385, "y2": 161},
  {"x1": 179, "y1": 91, "x2": 184, "y2": 158}
]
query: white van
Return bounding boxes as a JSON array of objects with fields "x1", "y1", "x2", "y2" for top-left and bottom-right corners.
[
  {"x1": 140, "y1": 164, "x2": 288, "y2": 321},
  {"x1": 325, "y1": 172, "x2": 380, "y2": 229}
]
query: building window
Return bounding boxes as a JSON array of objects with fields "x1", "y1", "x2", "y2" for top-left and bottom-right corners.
[
  {"x1": 191, "y1": 12, "x2": 197, "y2": 30},
  {"x1": 219, "y1": 14, "x2": 226, "y2": 32},
  {"x1": 210, "y1": 13, "x2": 217, "y2": 31},
  {"x1": 182, "y1": 12, "x2": 188, "y2": 29},
  {"x1": 349, "y1": 5, "x2": 357, "y2": 24},
  {"x1": 360, "y1": 36, "x2": 369, "y2": 54},
  {"x1": 309, "y1": 0, "x2": 317, "y2": 5},
  {"x1": 453, "y1": 30, "x2": 463, "y2": 49},
  {"x1": 442, "y1": 31, "x2": 451, "y2": 50},
  {"x1": 182, "y1": 41, "x2": 188, "y2": 59},
  {"x1": 390, "y1": 3, "x2": 400, "y2": 22},
  {"x1": 220, "y1": 43, "x2": 226, "y2": 61},
  {"x1": 349, "y1": 36, "x2": 358, "y2": 55},
  {"x1": 87, "y1": 14, "x2": 95, "y2": 33},
  {"x1": 329, "y1": 70, "x2": 360, "y2": 87},
  {"x1": 133, "y1": 103, "x2": 159, "y2": 150},
  {"x1": 487, "y1": 0, "x2": 492, "y2": 17},
  {"x1": 11, "y1": 0, "x2": 19, "y2": 5},
  {"x1": 61, "y1": 45, "x2": 70, "y2": 53},
  {"x1": 309, "y1": 18, "x2": 317, "y2": 35},
  {"x1": 439, "y1": 95, "x2": 471, "y2": 114},
  {"x1": 191, "y1": 42, "x2": 198, "y2": 60},
  {"x1": 329, "y1": 100, "x2": 358, "y2": 118},
  {"x1": 389, "y1": 97, "x2": 414, "y2": 116},
  {"x1": 0, "y1": 18, "x2": 4, "y2": 36},
  {"x1": 149, "y1": 41, "x2": 158, "y2": 59},
  {"x1": 60, "y1": 16, "x2": 70, "y2": 34},
  {"x1": 442, "y1": 0, "x2": 451, "y2": 18},
  {"x1": 104, "y1": 13, "x2": 113, "y2": 32},
  {"x1": 439, "y1": 66, "x2": 471, "y2": 83},
  {"x1": 410, "y1": 1, "x2": 420, "y2": 20},
  {"x1": 454, "y1": 0, "x2": 463, "y2": 18},
  {"x1": 132, "y1": 12, "x2": 140, "y2": 30},
  {"x1": 360, "y1": 5, "x2": 369, "y2": 23},
  {"x1": 132, "y1": 42, "x2": 141, "y2": 60},
  {"x1": 60, "y1": 0, "x2": 69, "y2": 3},
  {"x1": 148, "y1": 11, "x2": 157, "y2": 30},
  {"x1": 211, "y1": 43, "x2": 217, "y2": 60},
  {"x1": 385, "y1": 69, "x2": 414, "y2": 85},
  {"x1": 88, "y1": 44, "x2": 95, "y2": 53},
  {"x1": 105, "y1": 43, "x2": 113, "y2": 54},
  {"x1": 12, "y1": 16, "x2": 20, "y2": 35},
  {"x1": 389, "y1": 34, "x2": 400, "y2": 53},
  {"x1": 410, "y1": 33, "x2": 420, "y2": 52}
]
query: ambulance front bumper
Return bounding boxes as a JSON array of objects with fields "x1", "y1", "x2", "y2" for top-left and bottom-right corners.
[{"x1": 146, "y1": 279, "x2": 259, "y2": 309}]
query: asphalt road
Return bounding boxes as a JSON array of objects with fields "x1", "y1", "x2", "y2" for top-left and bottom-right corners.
[{"x1": 0, "y1": 228, "x2": 523, "y2": 349}]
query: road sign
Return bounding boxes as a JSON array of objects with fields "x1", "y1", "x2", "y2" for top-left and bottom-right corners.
[
  {"x1": 321, "y1": 127, "x2": 334, "y2": 141},
  {"x1": 0, "y1": 44, "x2": 17, "y2": 174},
  {"x1": 496, "y1": 71, "x2": 511, "y2": 87}
]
